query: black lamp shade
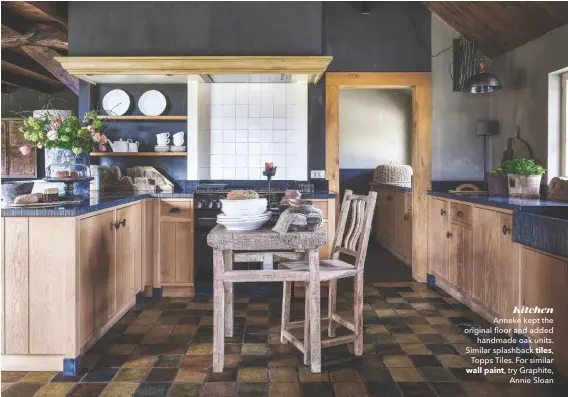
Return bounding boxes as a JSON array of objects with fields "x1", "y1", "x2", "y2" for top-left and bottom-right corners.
[{"x1": 463, "y1": 72, "x2": 503, "y2": 93}]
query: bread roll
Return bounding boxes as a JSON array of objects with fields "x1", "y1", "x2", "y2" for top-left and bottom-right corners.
[{"x1": 14, "y1": 193, "x2": 43, "y2": 204}]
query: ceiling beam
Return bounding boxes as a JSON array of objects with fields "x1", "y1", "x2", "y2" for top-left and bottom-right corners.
[
  {"x1": 3, "y1": 1, "x2": 67, "y2": 29},
  {"x1": 1, "y1": 70, "x2": 60, "y2": 93},
  {"x1": 2, "y1": 49, "x2": 61, "y2": 85},
  {"x1": 20, "y1": 45, "x2": 79, "y2": 94},
  {"x1": 1, "y1": 23, "x2": 68, "y2": 50}
]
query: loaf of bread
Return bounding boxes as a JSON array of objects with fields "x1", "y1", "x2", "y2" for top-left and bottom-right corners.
[
  {"x1": 14, "y1": 193, "x2": 43, "y2": 204},
  {"x1": 55, "y1": 170, "x2": 69, "y2": 178}
]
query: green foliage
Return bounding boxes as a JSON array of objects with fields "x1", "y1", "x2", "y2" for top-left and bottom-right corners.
[
  {"x1": 488, "y1": 167, "x2": 504, "y2": 176},
  {"x1": 503, "y1": 158, "x2": 546, "y2": 176}
]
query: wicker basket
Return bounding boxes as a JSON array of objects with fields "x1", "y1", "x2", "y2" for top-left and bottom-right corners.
[{"x1": 373, "y1": 164, "x2": 413, "y2": 184}]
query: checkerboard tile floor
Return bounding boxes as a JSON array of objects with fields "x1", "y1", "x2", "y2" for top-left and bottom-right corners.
[{"x1": 2, "y1": 282, "x2": 565, "y2": 397}]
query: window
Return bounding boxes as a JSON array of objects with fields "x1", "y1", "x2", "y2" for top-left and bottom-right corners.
[{"x1": 562, "y1": 72, "x2": 568, "y2": 176}]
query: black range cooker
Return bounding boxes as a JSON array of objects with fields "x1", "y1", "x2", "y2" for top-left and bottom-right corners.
[{"x1": 193, "y1": 183, "x2": 284, "y2": 295}]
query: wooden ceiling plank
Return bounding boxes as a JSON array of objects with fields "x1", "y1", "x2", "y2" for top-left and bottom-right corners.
[
  {"x1": 1, "y1": 23, "x2": 68, "y2": 50},
  {"x1": 20, "y1": 45, "x2": 79, "y2": 94},
  {"x1": 3, "y1": 1, "x2": 67, "y2": 29},
  {"x1": 1, "y1": 56, "x2": 61, "y2": 86}
]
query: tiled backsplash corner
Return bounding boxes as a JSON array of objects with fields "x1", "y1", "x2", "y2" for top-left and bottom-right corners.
[{"x1": 193, "y1": 82, "x2": 308, "y2": 180}]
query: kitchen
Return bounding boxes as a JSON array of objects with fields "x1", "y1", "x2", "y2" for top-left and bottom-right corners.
[{"x1": 2, "y1": 2, "x2": 568, "y2": 397}]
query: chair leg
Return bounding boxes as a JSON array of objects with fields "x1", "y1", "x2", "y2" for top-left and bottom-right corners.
[
  {"x1": 303, "y1": 282, "x2": 311, "y2": 366},
  {"x1": 281, "y1": 281, "x2": 292, "y2": 344},
  {"x1": 354, "y1": 273, "x2": 364, "y2": 356},
  {"x1": 328, "y1": 280, "x2": 337, "y2": 337}
]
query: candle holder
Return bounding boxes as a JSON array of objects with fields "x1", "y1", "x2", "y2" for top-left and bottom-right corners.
[{"x1": 262, "y1": 166, "x2": 277, "y2": 209}]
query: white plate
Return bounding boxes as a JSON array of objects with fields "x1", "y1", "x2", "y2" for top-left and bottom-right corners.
[
  {"x1": 217, "y1": 211, "x2": 271, "y2": 222},
  {"x1": 102, "y1": 89, "x2": 130, "y2": 116},
  {"x1": 138, "y1": 90, "x2": 167, "y2": 116},
  {"x1": 217, "y1": 217, "x2": 270, "y2": 231}
]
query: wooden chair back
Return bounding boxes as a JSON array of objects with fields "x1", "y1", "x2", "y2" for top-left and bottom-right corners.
[{"x1": 330, "y1": 189, "x2": 377, "y2": 270}]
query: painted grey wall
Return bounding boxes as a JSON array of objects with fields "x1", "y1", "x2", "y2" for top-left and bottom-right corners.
[
  {"x1": 68, "y1": 1, "x2": 431, "y2": 175},
  {"x1": 489, "y1": 24, "x2": 568, "y2": 175},
  {"x1": 339, "y1": 88, "x2": 411, "y2": 168},
  {"x1": 431, "y1": 15, "x2": 489, "y2": 181},
  {"x1": 1, "y1": 88, "x2": 78, "y2": 118}
]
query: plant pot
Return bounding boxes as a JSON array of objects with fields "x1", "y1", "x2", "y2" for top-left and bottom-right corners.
[
  {"x1": 488, "y1": 173, "x2": 508, "y2": 195},
  {"x1": 507, "y1": 174, "x2": 542, "y2": 198}
]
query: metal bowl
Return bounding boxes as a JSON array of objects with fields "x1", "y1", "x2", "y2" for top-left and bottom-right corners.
[{"x1": 1, "y1": 181, "x2": 35, "y2": 204}]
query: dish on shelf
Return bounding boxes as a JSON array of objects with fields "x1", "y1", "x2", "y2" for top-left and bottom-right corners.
[
  {"x1": 170, "y1": 146, "x2": 186, "y2": 151},
  {"x1": 139, "y1": 90, "x2": 167, "y2": 116},
  {"x1": 102, "y1": 89, "x2": 130, "y2": 116},
  {"x1": 216, "y1": 213, "x2": 271, "y2": 231},
  {"x1": 220, "y1": 198, "x2": 267, "y2": 217}
]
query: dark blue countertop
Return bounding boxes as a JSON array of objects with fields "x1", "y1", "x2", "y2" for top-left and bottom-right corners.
[
  {"x1": 427, "y1": 191, "x2": 568, "y2": 211},
  {"x1": 369, "y1": 181, "x2": 412, "y2": 192}
]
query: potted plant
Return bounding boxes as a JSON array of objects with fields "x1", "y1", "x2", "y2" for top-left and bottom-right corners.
[
  {"x1": 503, "y1": 158, "x2": 546, "y2": 197},
  {"x1": 487, "y1": 167, "x2": 508, "y2": 195}
]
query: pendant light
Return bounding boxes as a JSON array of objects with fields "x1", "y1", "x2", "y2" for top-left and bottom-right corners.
[{"x1": 463, "y1": 61, "x2": 503, "y2": 94}]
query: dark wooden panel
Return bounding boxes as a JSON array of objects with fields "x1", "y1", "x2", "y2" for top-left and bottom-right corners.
[
  {"x1": 1, "y1": 119, "x2": 37, "y2": 178},
  {"x1": 426, "y1": 2, "x2": 568, "y2": 58}
]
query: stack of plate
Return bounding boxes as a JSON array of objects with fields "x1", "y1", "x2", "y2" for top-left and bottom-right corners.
[
  {"x1": 170, "y1": 146, "x2": 186, "y2": 152},
  {"x1": 155, "y1": 145, "x2": 170, "y2": 152},
  {"x1": 217, "y1": 198, "x2": 270, "y2": 231}
]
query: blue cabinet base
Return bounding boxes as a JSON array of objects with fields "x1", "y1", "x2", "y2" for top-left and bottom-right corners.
[
  {"x1": 63, "y1": 356, "x2": 81, "y2": 376},
  {"x1": 426, "y1": 274, "x2": 436, "y2": 286}
]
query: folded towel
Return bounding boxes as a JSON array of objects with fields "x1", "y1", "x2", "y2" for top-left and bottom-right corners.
[{"x1": 272, "y1": 206, "x2": 323, "y2": 234}]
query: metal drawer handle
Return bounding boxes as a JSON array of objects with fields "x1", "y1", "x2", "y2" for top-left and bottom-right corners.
[
  {"x1": 170, "y1": 207, "x2": 181, "y2": 213},
  {"x1": 386, "y1": 196, "x2": 393, "y2": 201},
  {"x1": 446, "y1": 231, "x2": 452, "y2": 238},
  {"x1": 440, "y1": 209, "x2": 446, "y2": 216},
  {"x1": 120, "y1": 219, "x2": 127, "y2": 228},
  {"x1": 457, "y1": 210, "x2": 464, "y2": 217},
  {"x1": 404, "y1": 214, "x2": 409, "y2": 220},
  {"x1": 502, "y1": 225, "x2": 511, "y2": 235},
  {"x1": 112, "y1": 220, "x2": 120, "y2": 230}
]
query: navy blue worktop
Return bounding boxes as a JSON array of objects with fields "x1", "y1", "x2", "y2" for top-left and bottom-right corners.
[
  {"x1": 369, "y1": 181, "x2": 412, "y2": 192},
  {"x1": 427, "y1": 191, "x2": 568, "y2": 211},
  {"x1": 1, "y1": 190, "x2": 336, "y2": 217}
]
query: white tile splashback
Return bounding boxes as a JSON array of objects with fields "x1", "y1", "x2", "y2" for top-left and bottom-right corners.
[{"x1": 194, "y1": 82, "x2": 308, "y2": 180}]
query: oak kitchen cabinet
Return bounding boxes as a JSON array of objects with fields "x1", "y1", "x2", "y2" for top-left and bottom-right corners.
[
  {"x1": 372, "y1": 185, "x2": 412, "y2": 266},
  {"x1": 157, "y1": 198, "x2": 195, "y2": 297}
]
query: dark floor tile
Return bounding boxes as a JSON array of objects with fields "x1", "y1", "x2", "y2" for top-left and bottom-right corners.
[
  {"x1": 408, "y1": 355, "x2": 443, "y2": 367},
  {"x1": 154, "y1": 355, "x2": 182, "y2": 368},
  {"x1": 240, "y1": 356, "x2": 269, "y2": 367},
  {"x1": 67, "y1": 383, "x2": 107, "y2": 397},
  {"x1": 237, "y1": 382, "x2": 267, "y2": 397},
  {"x1": 450, "y1": 368, "x2": 485, "y2": 382},
  {"x1": 50, "y1": 370, "x2": 87, "y2": 382},
  {"x1": 201, "y1": 382, "x2": 235, "y2": 397},
  {"x1": 418, "y1": 335, "x2": 446, "y2": 344},
  {"x1": 301, "y1": 382, "x2": 335, "y2": 397},
  {"x1": 375, "y1": 344, "x2": 405, "y2": 356},
  {"x1": 179, "y1": 317, "x2": 201, "y2": 325},
  {"x1": 2, "y1": 382, "x2": 44, "y2": 397},
  {"x1": 322, "y1": 345, "x2": 352, "y2": 361},
  {"x1": 333, "y1": 381, "x2": 369, "y2": 397},
  {"x1": 93, "y1": 355, "x2": 129, "y2": 368},
  {"x1": 145, "y1": 368, "x2": 178, "y2": 382},
  {"x1": 397, "y1": 382, "x2": 436, "y2": 397},
  {"x1": 82, "y1": 368, "x2": 118, "y2": 382},
  {"x1": 426, "y1": 344, "x2": 458, "y2": 355},
  {"x1": 244, "y1": 334, "x2": 268, "y2": 343},
  {"x1": 168, "y1": 383, "x2": 202, "y2": 397},
  {"x1": 207, "y1": 366, "x2": 237, "y2": 382},
  {"x1": 404, "y1": 317, "x2": 429, "y2": 325},
  {"x1": 430, "y1": 382, "x2": 468, "y2": 397},
  {"x1": 134, "y1": 382, "x2": 171, "y2": 397},
  {"x1": 360, "y1": 367, "x2": 393, "y2": 383},
  {"x1": 386, "y1": 325, "x2": 413, "y2": 334},
  {"x1": 418, "y1": 368, "x2": 458, "y2": 383},
  {"x1": 404, "y1": 298, "x2": 426, "y2": 303},
  {"x1": 366, "y1": 382, "x2": 402, "y2": 397},
  {"x1": 119, "y1": 334, "x2": 146, "y2": 344}
]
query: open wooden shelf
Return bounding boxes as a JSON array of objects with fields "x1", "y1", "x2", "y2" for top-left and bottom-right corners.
[
  {"x1": 99, "y1": 115, "x2": 187, "y2": 121},
  {"x1": 90, "y1": 152, "x2": 187, "y2": 157}
]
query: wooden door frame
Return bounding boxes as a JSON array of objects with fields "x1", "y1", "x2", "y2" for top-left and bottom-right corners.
[{"x1": 325, "y1": 72, "x2": 431, "y2": 281}]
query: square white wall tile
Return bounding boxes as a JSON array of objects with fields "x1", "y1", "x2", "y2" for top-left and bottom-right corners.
[{"x1": 195, "y1": 82, "x2": 308, "y2": 180}]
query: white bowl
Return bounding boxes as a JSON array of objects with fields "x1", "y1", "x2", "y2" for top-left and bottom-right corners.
[
  {"x1": 217, "y1": 216, "x2": 270, "y2": 231},
  {"x1": 220, "y1": 198, "x2": 267, "y2": 208},
  {"x1": 217, "y1": 211, "x2": 271, "y2": 222},
  {"x1": 220, "y1": 198, "x2": 267, "y2": 217}
]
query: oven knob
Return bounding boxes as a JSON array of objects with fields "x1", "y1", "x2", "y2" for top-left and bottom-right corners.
[
  {"x1": 198, "y1": 200, "x2": 207, "y2": 209},
  {"x1": 209, "y1": 201, "x2": 215, "y2": 209}
]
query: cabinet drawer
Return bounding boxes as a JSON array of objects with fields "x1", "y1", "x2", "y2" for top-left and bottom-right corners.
[
  {"x1": 450, "y1": 202, "x2": 473, "y2": 227},
  {"x1": 160, "y1": 199, "x2": 193, "y2": 221},
  {"x1": 312, "y1": 200, "x2": 329, "y2": 220}
]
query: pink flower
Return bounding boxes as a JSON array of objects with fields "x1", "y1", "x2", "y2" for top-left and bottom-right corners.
[
  {"x1": 98, "y1": 144, "x2": 107, "y2": 152},
  {"x1": 51, "y1": 118, "x2": 62, "y2": 129},
  {"x1": 19, "y1": 146, "x2": 31, "y2": 155},
  {"x1": 91, "y1": 132, "x2": 101, "y2": 143},
  {"x1": 99, "y1": 134, "x2": 107, "y2": 144}
]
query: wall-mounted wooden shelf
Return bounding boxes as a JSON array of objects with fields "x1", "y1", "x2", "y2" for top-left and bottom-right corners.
[
  {"x1": 90, "y1": 152, "x2": 187, "y2": 157},
  {"x1": 99, "y1": 115, "x2": 188, "y2": 121}
]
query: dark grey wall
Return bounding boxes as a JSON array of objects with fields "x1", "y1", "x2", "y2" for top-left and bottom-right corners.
[
  {"x1": 69, "y1": 1, "x2": 431, "y2": 175},
  {"x1": 1, "y1": 88, "x2": 78, "y2": 118}
]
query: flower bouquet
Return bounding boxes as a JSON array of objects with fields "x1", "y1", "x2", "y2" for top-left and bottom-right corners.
[{"x1": 18, "y1": 110, "x2": 108, "y2": 156}]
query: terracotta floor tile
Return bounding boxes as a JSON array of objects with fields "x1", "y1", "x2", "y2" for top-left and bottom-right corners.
[
  {"x1": 32, "y1": 383, "x2": 75, "y2": 397},
  {"x1": 174, "y1": 367, "x2": 207, "y2": 383},
  {"x1": 124, "y1": 356, "x2": 157, "y2": 368},
  {"x1": 107, "y1": 344, "x2": 138, "y2": 356},
  {"x1": 269, "y1": 367, "x2": 298, "y2": 383},
  {"x1": 400, "y1": 344, "x2": 431, "y2": 355},
  {"x1": 67, "y1": 383, "x2": 107, "y2": 397},
  {"x1": 100, "y1": 382, "x2": 139, "y2": 397},
  {"x1": 242, "y1": 343, "x2": 269, "y2": 355},
  {"x1": 389, "y1": 367, "x2": 424, "y2": 382},
  {"x1": 332, "y1": 381, "x2": 369, "y2": 397},
  {"x1": 114, "y1": 368, "x2": 149, "y2": 383},
  {"x1": 187, "y1": 343, "x2": 213, "y2": 355},
  {"x1": 268, "y1": 382, "x2": 300, "y2": 397},
  {"x1": 1, "y1": 372, "x2": 26, "y2": 383},
  {"x1": 168, "y1": 383, "x2": 202, "y2": 397},
  {"x1": 330, "y1": 369, "x2": 362, "y2": 382},
  {"x1": 438, "y1": 354, "x2": 472, "y2": 368},
  {"x1": 19, "y1": 372, "x2": 56, "y2": 383},
  {"x1": 238, "y1": 367, "x2": 268, "y2": 382},
  {"x1": 382, "y1": 355, "x2": 414, "y2": 368},
  {"x1": 201, "y1": 382, "x2": 235, "y2": 397},
  {"x1": 393, "y1": 334, "x2": 421, "y2": 344},
  {"x1": 298, "y1": 367, "x2": 330, "y2": 382}
]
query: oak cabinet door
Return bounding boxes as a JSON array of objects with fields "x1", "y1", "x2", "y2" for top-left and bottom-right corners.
[
  {"x1": 159, "y1": 221, "x2": 194, "y2": 283},
  {"x1": 393, "y1": 191, "x2": 406, "y2": 256},
  {"x1": 448, "y1": 223, "x2": 473, "y2": 294},
  {"x1": 79, "y1": 210, "x2": 115, "y2": 337},
  {"x1": 428, "y1": 198, "x2": 449, "y2": 280},
  {"x1": 116, "y1": 203, "x2": 142, "y2": 310}
]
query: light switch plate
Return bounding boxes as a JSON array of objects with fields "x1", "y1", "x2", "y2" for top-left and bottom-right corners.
[{"x1": 310, "y1": 170, "x2": 325, "y2": 179}]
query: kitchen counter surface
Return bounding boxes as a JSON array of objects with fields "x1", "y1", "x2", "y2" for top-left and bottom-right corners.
[
  {"x1": 428, "y1": 190, "x2": 568, "y2": 211},
  {"x1": 369, "y1": 181, "x2": 412, "y2": 192},
  {"x1": 0, "y1": 190, "x2": 336, "y2": 217}
]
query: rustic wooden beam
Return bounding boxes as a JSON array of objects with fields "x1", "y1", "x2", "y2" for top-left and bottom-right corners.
[
  {"x1": 1, "y1": 49, "x2": 61, "y2": 85},
  {"x1": 3, "y1": 2, "x2": 68, "y2": 29},
  {"x1": 1, "y1": 23, "x2": 68, "y2": 50},
  {"x1": 1, "y1": 70, "x2": 57, "y2": 93},
  {"x1": 20, "y1": 45, "x2": 79, "y2": 94}
]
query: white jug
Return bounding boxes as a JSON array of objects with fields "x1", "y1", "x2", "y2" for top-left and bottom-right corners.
[{"x1": 127, "y1": 139, "x2": 139, "y2": 152}]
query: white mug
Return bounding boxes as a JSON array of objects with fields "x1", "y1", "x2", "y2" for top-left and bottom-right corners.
[
  {"x1": 157, "y1": 137, "x2": 170, "y2": 146},
  {"x1": 157, "y1": 132, "x2": 170, "y2": 138},
  {"x1": 173, "y1": 137, "x2": 185, "y2": 147},
  {"x1": 173, "y1": 131, "x2": 184, "y2": 138}
]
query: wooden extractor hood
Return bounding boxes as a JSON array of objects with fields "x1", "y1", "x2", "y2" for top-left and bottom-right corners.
[{"x1": 54, "y1": 56, "x2": 333, "y2": 85}]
